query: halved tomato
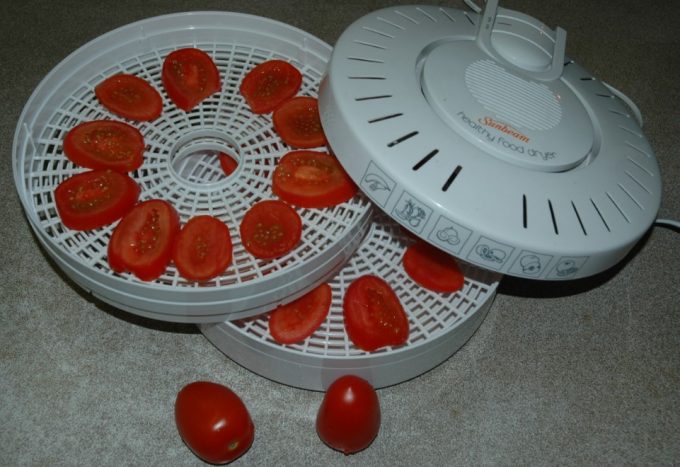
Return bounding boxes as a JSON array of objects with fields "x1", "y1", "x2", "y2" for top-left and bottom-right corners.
[
  {"x1": 343, "y1": 275, "x2": 409, "y2": 352},
  {"x1": 95, "y1": 74, "x2": 163, "y2": 121},
  {"x1": 239, "y1": 200, "x2": 301, "y2": 260},
  {"x1": 108, "y1": 199, "x2": 180, "y2": 281},
  {"x1": 219, "y1": 152, "x2": 239, "y2": 176},
  {"x1": 173, "y1": 215, "x2": 233, "y2": 282},
  {"x1": 272, "y1": 150, "x2": 357, "y2": 208},
  {"x1": 54, "y1": 169, "x2": 140, "y2": 231},
  {"x1": 268, "y1": 283, "x2": 332, "y2": 344},
  {"x1": 239, "y1": 59, "x2": 302, "y2": 114},
  {"x1": 63, "y1": 120, "x2": 144, "y2": 172},
  {"x1": 272, "y1": 96, "x2": 327, "y2": 149},
  {"x1": 403, "y1": 241, "x2": 465, "y2": 293},
  {"x1": 162, "y1": 48, "x2": 221, "y2": 112}
]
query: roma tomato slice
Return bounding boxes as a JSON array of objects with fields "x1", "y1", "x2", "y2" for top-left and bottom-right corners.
[
  {"x1": 172, "y1": 215, "x2": 233, "y2": 282},
  {"x1": 272, "y1": 96, "x2": 327, "y2": 149},
  {"x1": 63, "y1": 120, "x2": 144, "y2": 172},
  {"x1": 272, "y1": 150, "x2": 357, "y2": 208},
  {"x1": 239, "y1": 200, "x2": 301, "y2": 260},
  {"x1": 219, "y1": 152, "x2": 239, "y2": 176},
  {"x1": 162, "y1": 48, "x2": 221, "y2": 112},
  {"x1": 108, "y1": 199, "x2": 180, "y2": 281},
  {"x1": 54, "y1": 169, "x2": 140, "y2": 231},
  {"x1": 269, "y1": 283, "x2": 332, "y2": 345},
  {"x1": 343, "y1": 275, "x2": 409, "y2": 352},
  {"x1": 239, "y1": 59, "x2": 302, "y2": 114},
  {"x1": 403, "y1": 241, "x2": 465, "y2": 293},
  {"x1": 95, "y1": 74, "x2": 162, "y2": 121}
]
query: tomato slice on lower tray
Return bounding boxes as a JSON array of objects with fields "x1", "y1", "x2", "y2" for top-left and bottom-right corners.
[
  {"x1": 403, "y1": 241, "x2": 465, "y2": 293},
  {"x1": 343, "y1": 275, "x2": 409, "y2": 352},
  {"x1": 239, "y1": 59, "x2": 302, "y2": 114},
  {"x1": 272, "y1": 96, "x2": 327, "y2": 149},
  {"x1": 172, "y1": 215, "x2": 233, "y2": 282},
  {"x1": 54, "y1": 169, "x2": 140, "y2": 231},
  {"x1": 108, "y1": 199, "x2": 180, "y2": 281},
  {"x1": 272, "y1": 150, "x2": 357, "y2": 208},
  {"x1": 63, "y1": 120, "x2": 145, "y2": 172},
  {"x1": 95, "y1": 74, "x2": 163, "y2": 121},
  {"x1": 239, "y1": 200, "x2": 301, "y2": 260},
  {"x1": 162, "y1": 48, "x2": 221, "y2": 112},
  {"x1": 268, "y1": 283, "x2": 332, "y2": 345},
  {"x1": 218, "y1": 152, "x2": 238, "y2": 176}
]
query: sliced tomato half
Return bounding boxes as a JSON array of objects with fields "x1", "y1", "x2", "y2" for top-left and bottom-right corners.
[
  {"x1": 63, "y1": 120, "x2": 144, "y2": 172},
  {"x1": 239, "y1": 200, "x2": 301, "y2": 260},
  {"x1": 268, "y1": 283, "x2": 332, "y2": 345},
  {"x1": 239, "y1": 60, "x2": 302, "y2": 114},
  {"x1": 173, "y1": 215, "x2": 233, "y2": 282},
  {"x1": 403, "y1": 241, "x2": 465, "y2": 293},
  {"x1": 272, "y1": 150, "x2": 357, "y2": 208},
  {"x1": 108, "y1": 199, "x2": 180, "y2": 281},
  {"x1": 95, "y1": 74, "x2": 163, "y2": 121},
  {"x1": 343, "y1": 275, "x2": 409, "y2": 352},
  {"x1": 218, "y1": 152, "x2": 239, "y2": 176},
  {"x1": 162, "y1": 48, "x2": 221, "y2": 112},
  {"x1": 54, "y1": 169, "x2": 140, "y2": 231},
  {"x1": 272, "y1": 96, "x2": 327, "y2": 149}
]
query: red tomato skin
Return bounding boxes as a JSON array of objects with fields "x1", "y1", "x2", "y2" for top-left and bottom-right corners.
[
  {"x1": 239, "y1": 200, "x2": 302, "y2": 260},
  {"x1": 175, "y1": 381, "x2": 255, "y2": 464},
  {"x1": 268, "y1": 283, "x2": 332, "y2": 344},
  {"x1": 172, "y1": 215, "x2": 233, "y2": 282},
  {"x1": 316, "y1": 375, "x2": 381, "y2": 455},
  {"x1": 219, "y1": 152, "x2": 239, "y2": 176},
  {"x1": 63, "y1": 120, "x2": 145, "y2": 172},
  {"x1": 95, "y1": 74, "x2": 162, "y2": 121},
  {"x1": 273, "y1": 96, "x2": 327, "y2": 149},
  {"x1": 162, "y1": 48, "x2": 221, "y2": 112},
  {"x1": 239, "y1": 59, "x2": 302, "y2": 114},
  {"x1": 403, "y1": 242, "x2": 465, "y2": 293}
]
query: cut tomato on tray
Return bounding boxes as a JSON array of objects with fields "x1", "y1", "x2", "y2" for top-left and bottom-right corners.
[
  {"x1": 219, "y1": 152, "x2": 239, "y2": 176},
  {"x1": 54, "y1": 169, "x2": 140, "y2": 231},
  {"x1": 108, "y1": 199, "x2": 180, "y2": 281},
  {"x1": 343, "y1": 275, "x2": 409, "y2": 352},
  {"x1": 273, "y1": 96, "x2": 327, "y2": 148},
  {"x1": 272, "y1": 150, "x2": 357, "y2": 208},
  {"x1": 162, "y1": 48, "x2": 221, "y2": 112},
  {"x1": 63, "y1": 120, "x2": 145, "y2": 172},
  {"x1": 269, "y1": 283, "x2": 332, "y2": 344},
  {"x1": 95, "y1": 74, "x2": 163, "y2": 121},
  {"x1": 403, "y1": 241, "x2": 465, "y2": 293},
  {"x1": 239, "y1": 59, "x2": 302, "y2": 114},
  {"x1": 239, "y1": 200, "x2": 301, "y2": 260},
  {"x1": 173, "y1": 215, "x2": 233, "y2": 282}
]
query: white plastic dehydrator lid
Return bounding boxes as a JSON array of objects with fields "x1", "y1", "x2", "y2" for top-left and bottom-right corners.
[{"x1": 319, "y1": 1, "x2": 662, "y2": 280}]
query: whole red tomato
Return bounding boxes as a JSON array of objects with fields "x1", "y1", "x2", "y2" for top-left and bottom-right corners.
[
  {"x1": 316, "y1": 375, "x2": 381, "y2": 454},
  {"x1": 175, "y1": 381, "x2": 254, "y2": 464}
]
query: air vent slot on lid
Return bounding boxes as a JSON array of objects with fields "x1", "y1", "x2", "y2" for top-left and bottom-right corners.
[
  {"x1": 412, "y1": 149, "x2": 439, "y2": 171},
  {"x1": 442, "y1": 166, "x2": 462, "y2": 192},
  {"x1": 387, "y1": 131, "x2": 419, "y2": 147},
  {"x1": 571, "y1": 202, "x2": 588, "y2": 235},
  {"x1": 355, "y1": 94, "x2": 392, "y2": 101},
  {"x1": 548, "y1": 200, "x2": 559, "y2": 234}
]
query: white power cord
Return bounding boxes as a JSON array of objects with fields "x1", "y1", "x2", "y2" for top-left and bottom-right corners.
[{"x1": 655, "y1": 218, "x2": 680, "y2": 231}]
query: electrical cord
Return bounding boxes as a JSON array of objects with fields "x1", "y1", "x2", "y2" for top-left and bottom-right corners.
[{"x1": 655, "y1": 218, "x2": 680, "y2": 232}]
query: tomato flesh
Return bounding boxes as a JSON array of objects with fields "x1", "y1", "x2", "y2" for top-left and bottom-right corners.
[
  {"x1": 239, "y1": 59, "x2": 302, "y2": 114},
  {"x1": 239, "y1": 200, "x2": 301, "y2": 260},
  {"x1": 175, "y1": 381, "x2": 254, "y2": 464},
  {"x1": 273, "y1": 96, "x2": 327, "y2": 149},
  {"x1": 95, "y1": 74, "x2": 162, "y2": 121},
  {"x1": 343, "y1": 275, "x2": 409, "y2": 352},
  {"x1": 108, "y1": 199, "x2": 180, "y2": 281},
  {"x1": 173, "y1": 215, "x2": 233, "y2": 282},
  {"x1": 54, "y1": 169, "x2": 140, "y2": 231},
  {"x1": 403, "y1": 241, "x2": 465, "y2": 293},
  {"x1": 63, "y1": 120, "x2": 144, "y2": 172},
  {"x1": 316, "y1": 375, "x2": 381, "y2": 454},
  {"x1": 219, "y1": 152, "x2": 239, "y2": 176},
  {"x1": 272, "y1": 150, "x2": 357, "y2": 208},
  {"x1": 269, "y1": 283, "x2": 332, "y2": 344},
  {"x1": 162, "y1": 48, "x2": 221, "y2": 111}
]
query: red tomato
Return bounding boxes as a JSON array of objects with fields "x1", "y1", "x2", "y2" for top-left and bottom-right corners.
[
  {"x1": 403, "y1": 241, "x2": 465, "y2": 293},
  {"x1": 316, "y1": 375, "x2": 381, "y2": 455},
  {"x1": 172, "y1": 215, "x2": 233, "y2": 282},
  {"x1": 108, "y1": 199, "x2": 180, "y2": 281},
  {"x1": 219, "y1": 152, "x2": 239, "y2": 176},
  {"x1": 272, "y1": 150, "x2": 357, "y2": 208},
  {"x1": 343, "y1": 275, "x2": 409, "y2": 352},
  {"x1": 239, "y1": 200, "x2": 301, "y2": 260},
  {"x1": 54, "y1": 169, "x2": 140, "y2": 231},
  {"x1": 268, "y1": 283, "x2": 332, "y2": 344},
  {"x1": 175, "y1": 381, "x2": 254, "y2": 464},
  {"x1": 162, "y1": 48, "x2": 221, "y2": 112},
  {"x1": 273, "y1": 96, "x2": 327, "y2": 149},
  {"x1": 95, "y1": 74, "x2": 162, "y2": 121},
  {"x1": 239, "y1": 59, "x2": 302, "y2": 114},
  {"x1": 63, "y1": 120, "x2": 144, "y2": 172}
]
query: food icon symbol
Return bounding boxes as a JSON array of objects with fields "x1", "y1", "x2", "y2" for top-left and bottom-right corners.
[
  {"x1": 363, "y1": 173, "x2": 390, "y2": 192},
  {"x1": 519, "y1": 254, "x2": 541, "y2": 275},
  {"x1": 556, "y1": 259, "x2": 578, "y2": 277},
  {"x1": 395, "y1": 198, "x2": 427, "y2": 228},
  {"x1": 475, "y1": 244, "x2": 506, "y2": 264},
  {"x1": 436, "y1": 226, "x2": 460, "y2": 246}
]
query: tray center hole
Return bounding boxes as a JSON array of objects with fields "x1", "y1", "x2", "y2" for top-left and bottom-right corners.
[{"x1": 170, "y1": 130, "x2": 241, "y2": 188}]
